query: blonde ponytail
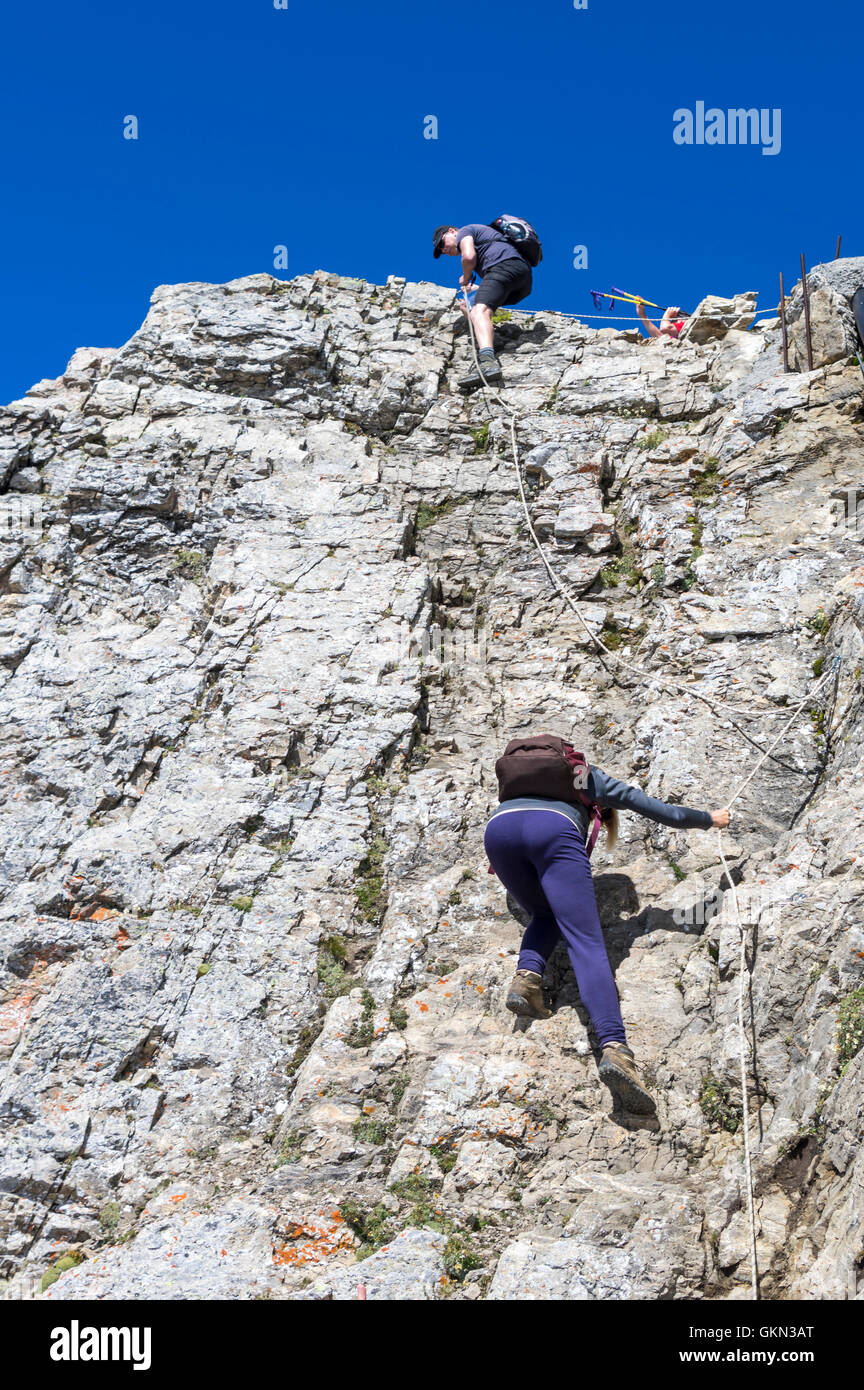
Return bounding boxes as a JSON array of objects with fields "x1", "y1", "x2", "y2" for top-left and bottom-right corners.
[{"x1": 601, "y1": 807, "x2": 619, "y2": 850}]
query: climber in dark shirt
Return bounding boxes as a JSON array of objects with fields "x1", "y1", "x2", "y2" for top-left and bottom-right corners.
[
  {"x1": 432, "y1": 222, "x2": 532, "y2": 389},
  {"x1": 485, "y1": 763, "x2": 729, "y2": 1115}
]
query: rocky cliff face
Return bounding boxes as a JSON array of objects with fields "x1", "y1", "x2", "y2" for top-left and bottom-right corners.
[{"x1": 1, "y1": 263, "x2": 863, "y2": 1301}]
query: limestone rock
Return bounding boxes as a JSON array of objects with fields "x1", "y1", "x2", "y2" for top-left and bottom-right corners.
[
  {"x1": 680, "y1": 292, "x2": 758, "y2": 343},
  {"x1": 1, "y1": 262, "x2": 863, "y2": 1303},
  {"x1": 785, "y1": 256, "x2": 864, "y2": 371}
]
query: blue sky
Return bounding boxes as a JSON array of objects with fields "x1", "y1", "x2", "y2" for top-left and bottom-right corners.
[{"x1": 1, "y1": 0, "x2": 861, "y2": 403}]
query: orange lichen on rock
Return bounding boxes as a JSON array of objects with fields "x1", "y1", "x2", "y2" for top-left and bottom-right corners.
[
  {"x1": 0, "y1": 982, "x2": 41, "y2": 1051},
  {"x1": 272, "y1": 1213, "x2": 354, "y2": 1267}
]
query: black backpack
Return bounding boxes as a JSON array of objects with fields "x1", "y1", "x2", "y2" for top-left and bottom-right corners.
[
  {"x1": 489, "y1": 215, "x2": 543, "y2": 268},
  {"x1": 494, "y1": 734, "x2": 602, "y2": 854}
]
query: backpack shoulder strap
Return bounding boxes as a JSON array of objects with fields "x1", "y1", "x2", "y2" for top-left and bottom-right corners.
[{"x1": 563, "y1": 745, "x2": 602, "y2": 855}]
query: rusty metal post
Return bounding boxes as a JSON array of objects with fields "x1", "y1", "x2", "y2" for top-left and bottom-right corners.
[
  {"x1": 800, "y1": 253, "x2": 814, "y2": 371},
  {"x1": 778, "y1": 272, "x2": 789, "y2": 373},
  {"x1": 835, "y1": 235, "x2": 842, "y2": 259}
]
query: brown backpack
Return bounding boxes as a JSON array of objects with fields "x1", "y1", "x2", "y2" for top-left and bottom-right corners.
[{"x1": 494, "y1": 734, "x2": 602, "y2": 854}]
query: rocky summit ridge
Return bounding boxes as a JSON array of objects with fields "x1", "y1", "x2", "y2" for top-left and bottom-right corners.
[{"x1": 1, "y1": 261, "x2": 863, "y2": 1301}]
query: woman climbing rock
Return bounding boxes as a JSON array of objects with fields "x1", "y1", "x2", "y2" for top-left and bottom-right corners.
[
  {"x1": 484, "y1": 734, "x2": 730, "y2": 1115},
  {"x1": 635, "y1": 298, "x2": 689, "y2": 340}
]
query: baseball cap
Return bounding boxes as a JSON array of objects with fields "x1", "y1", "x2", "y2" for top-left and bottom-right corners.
[{"x1": 432, "y1": 225, "x2": 453, "y2": 258}]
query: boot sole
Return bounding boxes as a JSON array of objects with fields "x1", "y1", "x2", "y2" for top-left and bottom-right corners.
[
  {"x1": 458, "y1": 371, "x2": 503, "y2": 392},
  {"x1": 505, "y1": 992, "x2": 551, "y2": 1020},
  {"x1": 598, "y1": 1058, "x2": 657, "y2": 1115}
]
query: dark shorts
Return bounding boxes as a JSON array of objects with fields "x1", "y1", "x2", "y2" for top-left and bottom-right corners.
[{"x1": 475, "y1": 256, "x2": 533, "y2": 310}]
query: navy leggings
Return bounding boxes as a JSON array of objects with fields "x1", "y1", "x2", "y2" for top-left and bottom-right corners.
[{"x1": 484, "y1": 809, "x2": 626, "y2": 1047}]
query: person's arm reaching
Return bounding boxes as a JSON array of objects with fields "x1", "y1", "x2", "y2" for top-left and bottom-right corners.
[
  {"x1": 588, "y1": 767, "x2": 727, "y2": 829},
  {"x1": 636, "y1": 299, "x2": 662, "y2": 339},
  {"x1": 459, "y1": 235, "x2": 477, "y2": 287}
]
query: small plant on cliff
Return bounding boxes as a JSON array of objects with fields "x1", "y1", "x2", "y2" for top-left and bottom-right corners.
[
  {"x1": 316, "y1": 935, "x2": 353, "y2": 999},
  {"x1": 389, "y1": 1073, "x2": 410, "y2": 1107},
  {"x1": 389, "y1": 1002, "x2": 409, "y2": 1031},
  {"x1": 416, "y1": 498, "x2": 460, "y2": 531},
  {"x1": 352, "y1": 1116, "x2": 393, "y2": 1145},
  {"x1": 346, "y1": 989, "x2": 376, "y2": 1049},
  {"x1": 390, "y1": 1174, "x2": 454, "y2": 1235},
  {"x1": 692, "y1": 459, "x2": 721, "y2": 500},
  {"x1": 354, "y1": 833, "x2": 387, "y2": 921},
  {"x1": 340, "y1": 1201, "x2": 393, "y2": 1258},
  {"x1": 470, "y1": 422, "x2": 491, "y2": 453},
  {"x1": 598, "y1": 556, "x2": 641, "y2": 589},
  {"x1": 170, "y1": 548, "x2": 208, "y2": 584},
  {"x1": 40, "y1": 1250, "x2": 85, "y2": 1292},
  {"x1": 429, "y1": 1141, "x2": 458, "y2": 1173},
  {"x1": 276, "y1": 1129, "x2": 307, "y2": 1166},
  {"x1": 285, "y1": 1023, "x2": 320, "y2": 1080},
  {"x1": 443, "y1": 1234, "x2": 484, "y2": 1281},
  {"x1": 682, "y1": 515, "x2": 704, "y2": 590},
  {"x1": 698, "y1": 1075, "x2": 741, "y2": 1134},
  {"x1": 837, "y1": 987, "x2": 864, "y2": 1074},
  {"x1": 636, "y1": 428, "x2": 668, "y2": 451},
  {"x1": 390, "y1": 1173, "x2": 437, "y2": 1202},
  {"x1": 99, "y1": 1202, "x2": 122, "y2": 1233},
  {"x1": 807, "y1": 608, "x2": 831, "y2": 637}
]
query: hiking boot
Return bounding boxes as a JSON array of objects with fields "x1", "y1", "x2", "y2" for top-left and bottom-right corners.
[
  {"x1": 505, "y1": 969, "x2": 552, "y2": 1020},
  {"x1": 598, "y1": 1043, "x2": 656, "y2": 1115},
  {"x1": 459, "y1": 355, "x2": 503, "y2": 391}
]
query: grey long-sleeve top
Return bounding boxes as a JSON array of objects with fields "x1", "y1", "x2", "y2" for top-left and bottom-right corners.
[
  {"x1": 588, "y1": 768, "x2": 713, "y2": 829},
  {"x1": 487, "y1": 766, "x2": 713, "y2": 833}
]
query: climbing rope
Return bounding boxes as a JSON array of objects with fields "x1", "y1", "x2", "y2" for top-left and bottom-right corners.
[
  {"x1": 459, "y1": 286, "x2": 841, "y2": 1301},
  {"x1": 459, "y1": 291, "x2": 821, "y2": 724}
]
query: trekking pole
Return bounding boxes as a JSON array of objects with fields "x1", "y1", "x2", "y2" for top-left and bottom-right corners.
[{"x1": 835, "y1": 235, "x2": 842, "y2": 260}]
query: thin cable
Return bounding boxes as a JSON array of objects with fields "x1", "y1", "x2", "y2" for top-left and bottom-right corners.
[{"x1": 488, "y1": 307, "x2": 782, "y2": 324}]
